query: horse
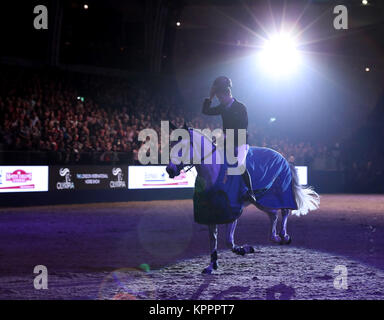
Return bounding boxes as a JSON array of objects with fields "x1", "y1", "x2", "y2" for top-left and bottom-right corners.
[{"x1": 166, "y1": 126, "x2": 320, "y2": 274}]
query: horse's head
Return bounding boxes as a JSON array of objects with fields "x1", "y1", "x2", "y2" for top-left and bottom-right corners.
[
  {"x1": 166, "y1": 161, "x2": 184, "y2": 179},
  {"x1": 166, "y1": 122, "x2": 192, "y2": 179}
]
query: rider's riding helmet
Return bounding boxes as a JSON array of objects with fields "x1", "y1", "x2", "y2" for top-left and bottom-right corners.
[{"x1": 213, "y1": 76, "x2": 232, "y2": 94}]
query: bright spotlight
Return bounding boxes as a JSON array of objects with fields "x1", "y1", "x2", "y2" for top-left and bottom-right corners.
[
  {"x1": 84, "y1": 4, "x2": 89, "y2": 10},
  {"x1": 176, "y1": 21, "x2": 181, "y2": 27},
  {"x1": 362, "y1": 0, "x2": 368, "y2": 5},
  {"x1": 258, "y1": 33, "x2": 301, "y2": 77}
]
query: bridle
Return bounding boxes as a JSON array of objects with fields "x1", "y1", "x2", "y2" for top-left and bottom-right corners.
[{"x1": 173, "y1": 128, "x2": 217, "y2": 174}]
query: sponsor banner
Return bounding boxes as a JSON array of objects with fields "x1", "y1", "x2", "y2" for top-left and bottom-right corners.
[
  {"x1": 295, "y1": 166, "x2": 308, "y2": 185},
  {"x1": 128, "y1": 166, "x2": 306, "y2": 189},
  {"x1": 128, "y1": 166, "x2": 197, "y2": 189},
  {"x1": 50, "y1": 166, "x2": 127, "y2": 191},
  {"x1": 0, "y1": 166, "x2": 49, "y2": 193}
]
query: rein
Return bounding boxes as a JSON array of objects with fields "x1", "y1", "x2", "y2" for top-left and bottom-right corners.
[{"x1": 182, "y1": 129, "x2": 217, "y2": 173}]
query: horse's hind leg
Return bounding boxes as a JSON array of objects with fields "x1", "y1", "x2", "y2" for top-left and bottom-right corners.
[
  {"x1": 262, "y1": 208, "x2": 281, "y2": 244},
  {"x1": 225, "y1": 220, "x2": 237, "y2": 250},
  {"x1": 279, "y1": 209, "x2": 291, "y2": 244},
  {"x1": 202, "y1": 224, "x2": 219, "y2": 274}
]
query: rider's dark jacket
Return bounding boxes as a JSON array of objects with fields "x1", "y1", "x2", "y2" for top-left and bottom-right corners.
[{"x1": 202, "y1": 98, "x2": 248, "y2": 147}]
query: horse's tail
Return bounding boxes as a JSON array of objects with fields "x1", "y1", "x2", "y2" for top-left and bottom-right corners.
[{"x1": 289, "y1": 163, "x2": 320, "y2": 216}]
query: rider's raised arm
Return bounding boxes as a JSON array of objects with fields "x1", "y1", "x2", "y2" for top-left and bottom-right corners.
[{"x1": 202, "y1": 98, "x2": 222, "y2": 115}]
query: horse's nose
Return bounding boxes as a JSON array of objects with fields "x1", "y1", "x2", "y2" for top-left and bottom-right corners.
[{"x1": 166, "y1": 166, "x2": 175, "y2": 178}]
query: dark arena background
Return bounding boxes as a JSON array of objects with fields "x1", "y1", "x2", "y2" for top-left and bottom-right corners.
[{"x1": 0, "y1": 0, "x2": 384, "y2": 305}]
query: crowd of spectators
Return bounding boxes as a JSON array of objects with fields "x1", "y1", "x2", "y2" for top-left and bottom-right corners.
[
  {"x1": 0, "y1": 65, "x2": 382, "y2": 192},
  {"x1": 0, "y1": 66, "x2": 340, "y2": 167}
]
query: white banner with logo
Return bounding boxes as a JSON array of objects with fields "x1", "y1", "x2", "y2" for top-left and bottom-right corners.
[
  {"x1": 128, "y1": 166, "x2": 197, "y2": 189},
  {"x1": 295, "y1": 166, "x2": 308, "y2": 185},
  {"x1": 0, "y1": 166, "x2": 49, "y2": 193},
  {"x1": 128, "y1": 165, "x2": 306, "y2": 189}
]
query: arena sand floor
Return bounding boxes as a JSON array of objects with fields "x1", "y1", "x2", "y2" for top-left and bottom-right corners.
[{"x1": 0, "y1": 194, "x2": 383, "y2": 300}]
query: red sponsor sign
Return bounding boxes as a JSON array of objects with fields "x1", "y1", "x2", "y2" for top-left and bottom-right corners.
[
  {"x1": 0, "y1": 166, "x2": 48, "y2": 193},
  {"x1": 6, "y1": 169, "x2": 33, "y2": 183},
  {"x1": 0, "y1": 184, "x2": 35, "y2": 190}
]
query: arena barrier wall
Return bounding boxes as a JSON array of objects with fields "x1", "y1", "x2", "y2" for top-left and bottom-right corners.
[
  {"x1": 0, "y1": 165, "x2": 195, "y2": 207},
  {"x1": 0, "y1": 165, "x2": 345, "y2": 207}
]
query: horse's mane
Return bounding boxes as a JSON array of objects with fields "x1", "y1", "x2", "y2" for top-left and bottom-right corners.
[{"x1": 189, "y1": 128, "x2": 216, "y2": 147}]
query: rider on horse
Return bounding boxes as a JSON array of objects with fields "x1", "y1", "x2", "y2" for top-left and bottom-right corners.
[{"x1": 202, "y1": 76, "x2": 258, "y2": 206}]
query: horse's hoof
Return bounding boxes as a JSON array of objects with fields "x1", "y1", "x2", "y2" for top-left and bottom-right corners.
[
  {"x1": 280, "y1": 235, "x2": 292, "y2": 245},
  {"x1": 233, "y1": 245, "x2": 254, "y2": 255},
  {"x1": 212, "y1": 261, "x2": 219, "y2": 270},
  {"x1": 270, "y1": 235, "x2": 282, "y2": 244},
  {"x1": 202, "y1": 267, "x2": 213, "y2": 274},
  {"x1": 247, "y1": 245, "x2": 255, "y2": 253},
  {"x1": 232, "y1": 246, "x2": 246, "y2": 256},
  {"x1": 284, "y1": 236, "x2": 292, "y2": 245}
]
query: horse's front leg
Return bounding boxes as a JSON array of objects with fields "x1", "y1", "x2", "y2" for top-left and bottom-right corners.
[
  {"x1": 202, "y1": 224, "x2": 218, "y2": 274},
  {"x1": 279, "y1": 209, "x2": 292, "y2": 244},
  {"x1": 226, "y1": 220, "x2": 255, "y2": 255}
]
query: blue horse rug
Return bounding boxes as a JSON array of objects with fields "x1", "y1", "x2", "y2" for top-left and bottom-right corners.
[{"x1": 193, "y1": 147, "x2": 298, "y2": 225}]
